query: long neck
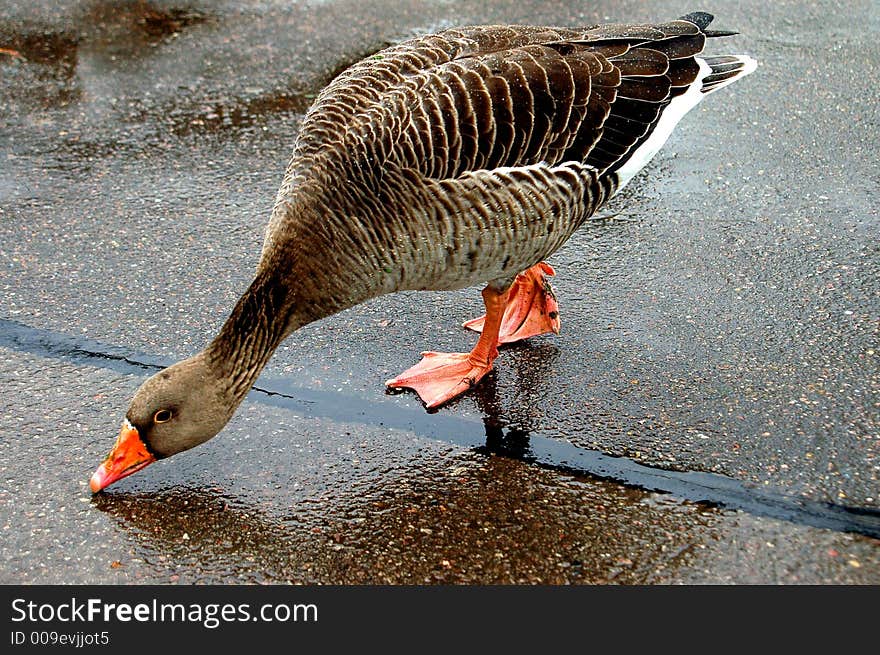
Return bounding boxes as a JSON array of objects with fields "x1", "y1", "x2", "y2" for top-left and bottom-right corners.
[{"x1": 205, "y1": 270, "x2": 297, "y2": 402}]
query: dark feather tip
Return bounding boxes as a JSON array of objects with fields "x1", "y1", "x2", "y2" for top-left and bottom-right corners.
[
  {"x1": 704, "y1": 29, "x2": 740, "y2": 38},
  {"x1": 679, "y1": 11, "x2": 714, "y2": 29}
]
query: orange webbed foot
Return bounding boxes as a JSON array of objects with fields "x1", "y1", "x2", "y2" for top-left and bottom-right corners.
[
  {"x1": 463, "y1": 262, "x2": 560, "y2": 344},
  {"x1": 386, "y1": 351, "x2": 495, "y2": 409}
]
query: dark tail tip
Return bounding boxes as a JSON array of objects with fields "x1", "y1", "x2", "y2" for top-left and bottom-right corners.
[
  {"x1": 679, "y1": 11, "x2": 714, "y2": 29},
  {"x1": 679, "y1": 11, "x2": 738, "y2": 37}
]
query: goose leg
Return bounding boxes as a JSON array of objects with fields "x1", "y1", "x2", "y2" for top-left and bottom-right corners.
[
  {"x1": 463, "y1": 262, "x2": 560, "y2": 344},
  {"x1": 386, "y1": 284, "x2": 509, "y2": 409}
]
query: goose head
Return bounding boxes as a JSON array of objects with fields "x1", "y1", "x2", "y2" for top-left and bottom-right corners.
[
  {"x1": 89, "y1": 353, "x2": 237, "y2": 492},
  {"x1": 90, "y1": 266, "x2": 303, "y2": 492}
]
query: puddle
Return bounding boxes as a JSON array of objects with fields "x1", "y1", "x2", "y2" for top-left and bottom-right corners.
[
  {"x1": 80, "y1": 1, "x2": 209, "y2": 56},
  {"x1": 161, "y1": 90, "x2": 312, "y2": 137},
  {"x1": 91, "y1": 487, "x2": 300, "y2": 583},
  {"x1": 0, "y1": 30, "x2": 80, "y2": 107},
  {"x1": 131, "y1": 5, "x2": 207, "y2": 39},
  {"x1": 0, "y1": 30, "x2": 78, "y2": 70},
  {"x1": 0, "y1": 1, "x2": 210, "y2": 112},
  {"x1": 2, "y1": 316, "x2": 879, "y2": 540},
  {"x1": 0, "y1": 1, "x2": 206, "y2": 68},
  {"x1": 89, "y1": 458, "x2": 723, "y2": 584}
]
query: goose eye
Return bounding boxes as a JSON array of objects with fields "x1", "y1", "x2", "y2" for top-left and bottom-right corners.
[{"x1": 153, "y1": 409, "x2": 173, "y2": 424}]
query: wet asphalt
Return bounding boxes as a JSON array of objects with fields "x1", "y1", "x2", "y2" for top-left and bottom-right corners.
[{"x1": 0, "y1": 0, "x2": 877, "y2": 584}]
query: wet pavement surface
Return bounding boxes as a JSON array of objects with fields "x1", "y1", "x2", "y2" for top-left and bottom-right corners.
[{"x1": 1, "y1": 0, "x2": 877, "y2": 584}]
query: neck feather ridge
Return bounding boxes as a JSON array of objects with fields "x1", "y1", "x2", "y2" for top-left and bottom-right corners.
[{"x1": 206, "y1": 270, "x2": 294, "y2": 401}]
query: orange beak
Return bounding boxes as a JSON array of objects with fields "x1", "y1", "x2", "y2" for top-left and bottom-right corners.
[{"x1": 89, "y1": 420, "x2": 156, "y2": 492}]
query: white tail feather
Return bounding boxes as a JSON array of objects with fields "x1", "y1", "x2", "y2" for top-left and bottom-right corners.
[{"x1": 613, "y1": 54, "x2": 757, "y2": 192}]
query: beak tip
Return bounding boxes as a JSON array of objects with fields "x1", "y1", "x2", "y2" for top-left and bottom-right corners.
[{"x1": 89, "y1": 468, "x2": 106, "y2": 493}]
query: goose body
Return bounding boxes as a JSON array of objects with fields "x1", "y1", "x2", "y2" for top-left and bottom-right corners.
[{"x1": 91, "y1": 12, "x2": 756, "y2": 492}]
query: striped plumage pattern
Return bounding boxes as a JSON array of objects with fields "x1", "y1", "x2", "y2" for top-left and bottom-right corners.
[{"x1": 263, "y1": 12, "x2": 754, "y2": 320}]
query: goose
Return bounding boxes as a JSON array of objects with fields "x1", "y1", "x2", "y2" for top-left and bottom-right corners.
[{"x1": 90, "y1": 11, "x2": 757, "y2": 492}]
